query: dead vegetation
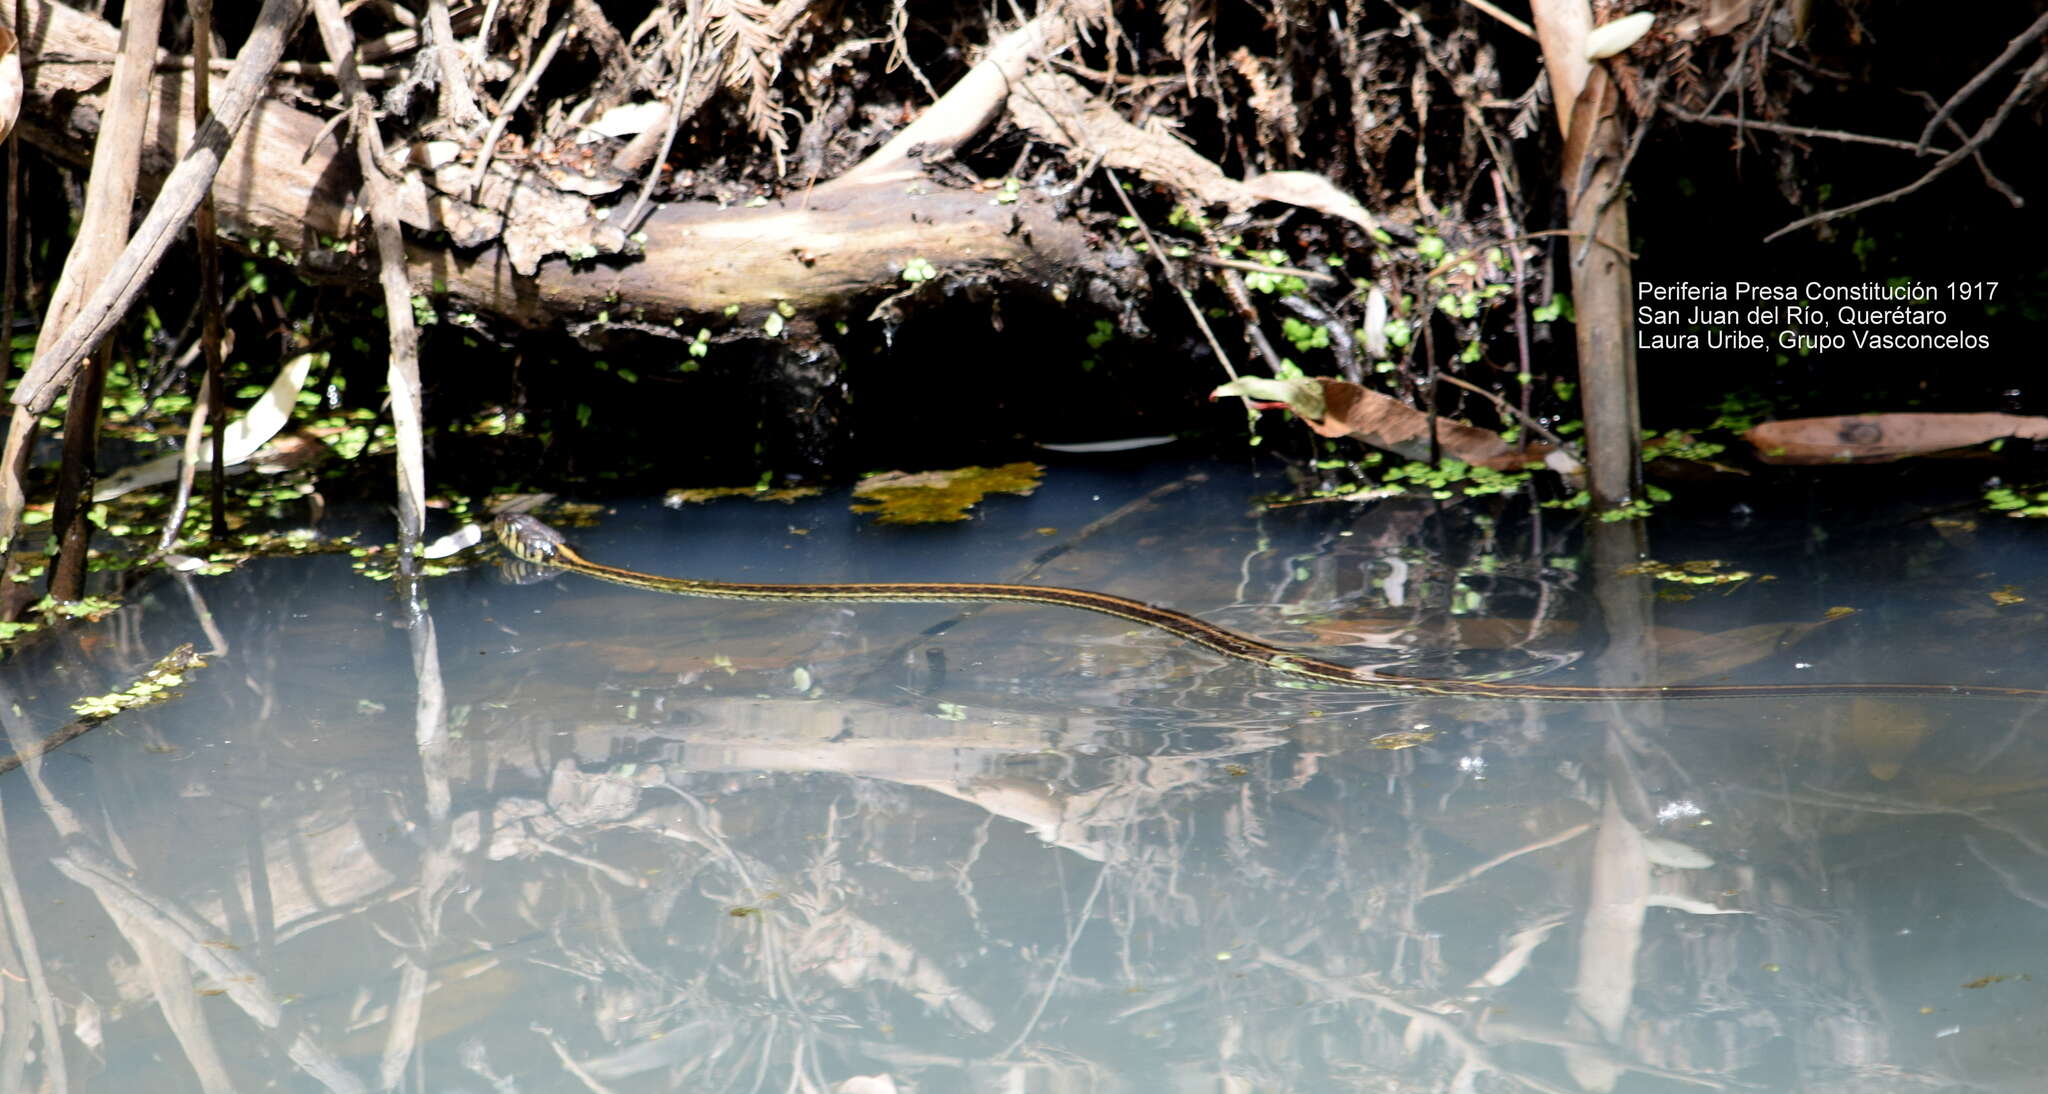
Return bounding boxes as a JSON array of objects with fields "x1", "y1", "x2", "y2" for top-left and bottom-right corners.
[{"x1": 0, "y1": 0, "x2": 2041, "y2": 611}]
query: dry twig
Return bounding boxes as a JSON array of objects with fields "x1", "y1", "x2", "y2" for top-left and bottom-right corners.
[
  {"x1": 1664, "y1": 103, "x2": 1950, "y2": 155},
  {"x1": 1766, "y1": 52, "x2": 2047, "y2": 241},
  {"x1": 1461, "y1": 0, "x2": 1534, "y2": 40},
  {"x1": 1914, "y1": 10, "x2": 2048, "y2": 153},
  {"x1": 469, "y1": 10, "x2": 572, "y2": 199},
  {"x1": 193, "y1": 0, "x2": 228, "y2": 540},
  {"x1": 43, "y1": 0, "x2": 166, "y2": 601},
  {"x1": 9, "y1": 0, "x2": 308, "y2": 415},
  {"x1": 308, "y1": 0, "x2": 431, "y2": 570},
  {"x1": 423, "y1": 0, "x2": 481, "y2": 129}
]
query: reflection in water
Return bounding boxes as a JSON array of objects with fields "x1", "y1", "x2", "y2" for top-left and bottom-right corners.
[{"x1": 1, "y1": 467, "x2": 2046, "y2": 1091}]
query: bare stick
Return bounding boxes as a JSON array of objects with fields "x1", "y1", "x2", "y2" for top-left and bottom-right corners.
[
  {"x1": 1190, "y1": 254, "x2": 1338, "y2": 284},
  {"x1": 1664, "y1": 103, "x2": 1950, "y2": 155},
  {"x1": 9, "y1": 0, "x2": 309, "y2": 416},
  {"x1": 1697, "y1": 0, "x2": 1781, "y2": 118},
  {"x1": 1422, "y1": 821, "x2": 1592, "y2": 898},
  {"x1": 44, "y1": 337, "x2": 107, "y2": 601},
  {"x1": 1437, "y1": 373, "x2": 1580, "y2": 462},
  {"x1": 619, "y1": 13, "x2": 704, "y2": 229},
  {"x1": 1489, "y1": 169, "x2": 1537, "y2": 460},
  {"x1": 0, "y1": 14, "x2": 19, "y2": 394},
  {"x1": 11, "y1": 0, "x2": 1117, "y2": 339},
  {"x1": 1000, "y1": 861, "x2": 1108, "y2": 1056},
  {"x1": 424, "y1": 0, "x2": 481, "y2": 129},
  {"x1": 1100, "y1": 167, "x2": 1250, "y2": 404},
  {"x1": 0, "y1": 409, "x2": 34, "y2": 616},
  {"x1": 45, "y1": 0, "x2": 168, "y2": 601},
  {"x1": 1914, "y1": 11, "x2": 2048, "y2": 153},
  {"x1": 194, "y1": 0, "x2": 229, "y2": 540},
  {"x1": 1462, "y1": 0, "x2": 1535, "y2": 40},
  {"x1": 52, "y1": 52, "x2": 399, "y2": 81},
  {"x1": 468, "y1": 11, "x2": 571, "y2": 200},
  {"x1": 1766, "y1": 53, "x2": 2048, "y2": 242},
  {"x1": 838, "y1": 0, "x2": 1107, "y2": 184},
  {"x1": 308, "y1": 0, "x2": 430, "y2": 570},
  {"x1": 153, "y1": 374, "x2": 214, "y2": 557},
  {"x1": 1966, "y1": 835, "x2": 2048, "y2": 914},
  {"x1": 0, "y1": 794, "x2": 66, "y2": 1088}
]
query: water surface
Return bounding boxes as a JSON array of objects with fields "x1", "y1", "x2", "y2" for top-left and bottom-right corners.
[{"x1": 3, "y1": 463, "x2": 2045, "y2": 1092}]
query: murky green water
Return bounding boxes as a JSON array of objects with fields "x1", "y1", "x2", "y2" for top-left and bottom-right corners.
[{"x1": 3, "y1": 463, "x2": 2046, "y2": 1092}]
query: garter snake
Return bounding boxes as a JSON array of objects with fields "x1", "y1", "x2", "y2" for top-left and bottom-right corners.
[{"x1": 494, "y1": 514, "x2": 2048, "y2": 703}]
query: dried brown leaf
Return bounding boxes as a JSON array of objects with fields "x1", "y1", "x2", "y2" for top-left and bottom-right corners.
[
  {"x1": 1240, "y1": 172, "x2": 1380, "y2": 233},
  {"x1": 1306, "y1": 379, "x2": 1543, "y2": 470},
  {"x1": 1744, "y1": 413, "x2": 2048, "y2": 465}
]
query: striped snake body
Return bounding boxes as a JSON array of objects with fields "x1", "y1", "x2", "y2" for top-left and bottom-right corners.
[{"x1": 495, "y1": 514, "x2": 2048, "y2": 703}]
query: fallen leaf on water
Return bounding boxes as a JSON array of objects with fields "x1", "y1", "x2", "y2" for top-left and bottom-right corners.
[
  {"x1": 1744, "y1": 413, "x2": 2048, "y2": 465},
  {"x1": 851, "y1": 462, "x2": 1042, "y2": 524}
]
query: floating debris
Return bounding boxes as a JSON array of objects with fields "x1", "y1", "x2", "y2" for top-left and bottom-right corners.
[
  {"x1": 1369, "y1": 729, "x2": 1438, "y2": 750},
  {"x1": 1619, "y1": 558, "x2": 1773, "y2": 590},
  {"x1": 70, "y1": 645, "x2": 206, "y2": 719},
  {"x1": 665, "y1": 486, "x2": 824, "y2": 506},
  {"x1": 850, "y1": 462, "x2": 1042, "y2": 524}
]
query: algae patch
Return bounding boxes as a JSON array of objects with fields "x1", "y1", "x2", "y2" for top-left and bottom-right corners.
[
  {"x1": 70, "y1": 645, "x2": 206, "y2": 720},
  {"x1": 851, "y1": 463, "x2": 1043, "y2": 524}
]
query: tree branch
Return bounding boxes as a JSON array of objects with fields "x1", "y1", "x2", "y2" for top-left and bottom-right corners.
[
  {"x1": 10, "y1": 0, "x2": 308, "y2": 415},
  {"x1": 1914, "y1": 10, "x2": 2048, "y2": 153},
  {"x1": 1766, "y1": 53, "x2": 2046, "y2": 242}
]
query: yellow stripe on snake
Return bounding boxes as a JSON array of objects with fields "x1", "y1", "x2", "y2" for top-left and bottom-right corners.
[{"x1": 495, "y1": 514, "x2": 2048, "y2": 703}]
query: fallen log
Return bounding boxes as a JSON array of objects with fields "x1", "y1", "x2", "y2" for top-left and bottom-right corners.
[{"x1": 8, "y1": 0, "x2": 1124, "y2": 339}]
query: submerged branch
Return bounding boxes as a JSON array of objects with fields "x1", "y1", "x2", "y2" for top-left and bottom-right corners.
[{"x1": 0, "y1": 644, "x2": 205, "y2": 776}]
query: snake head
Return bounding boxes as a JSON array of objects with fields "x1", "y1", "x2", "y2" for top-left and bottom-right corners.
[{"x1": 493, "y1": 514, "x2": 565, "y2": 563}]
